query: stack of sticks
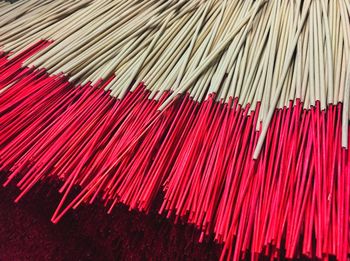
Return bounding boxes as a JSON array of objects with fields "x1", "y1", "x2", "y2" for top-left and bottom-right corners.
[{"x1": 0, "y1": 0, "x2": 350, "y2": 260}]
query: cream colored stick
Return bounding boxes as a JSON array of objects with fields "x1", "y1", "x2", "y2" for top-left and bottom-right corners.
[
  {"x1": 340, "y1": 0, "x2": 350, "y2": 148},
  {"x1": 320, "y1": 0, "x2": 334, "y2": 105}
]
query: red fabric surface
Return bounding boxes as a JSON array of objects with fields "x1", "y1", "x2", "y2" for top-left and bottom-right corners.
[{"x1": 0, "y1": 176, "x2": 222, "y2": 260}]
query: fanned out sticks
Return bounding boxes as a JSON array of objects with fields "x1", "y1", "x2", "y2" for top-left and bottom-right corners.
[{"x1": 1, "y1": 0, "x2": 350, "y2": 260}]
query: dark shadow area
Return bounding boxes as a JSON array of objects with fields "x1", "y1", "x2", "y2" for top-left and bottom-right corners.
[{"x1": 0, "y1": 176, "x2": 222, "y2": 260}]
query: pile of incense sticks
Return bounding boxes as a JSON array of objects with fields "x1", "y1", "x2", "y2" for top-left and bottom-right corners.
[{"x1": 1, "y1": 0, "x2": 350, "y2": 260}]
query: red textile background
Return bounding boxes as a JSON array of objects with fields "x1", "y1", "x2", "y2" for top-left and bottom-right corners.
[{"x1": 0, "y1": 176, "x2": 222, "y2": 260}]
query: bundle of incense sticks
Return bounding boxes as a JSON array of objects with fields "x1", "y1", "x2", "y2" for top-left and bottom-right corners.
[{"x1": 1, "y1": 0, "x2": 350, "y2": 260}]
